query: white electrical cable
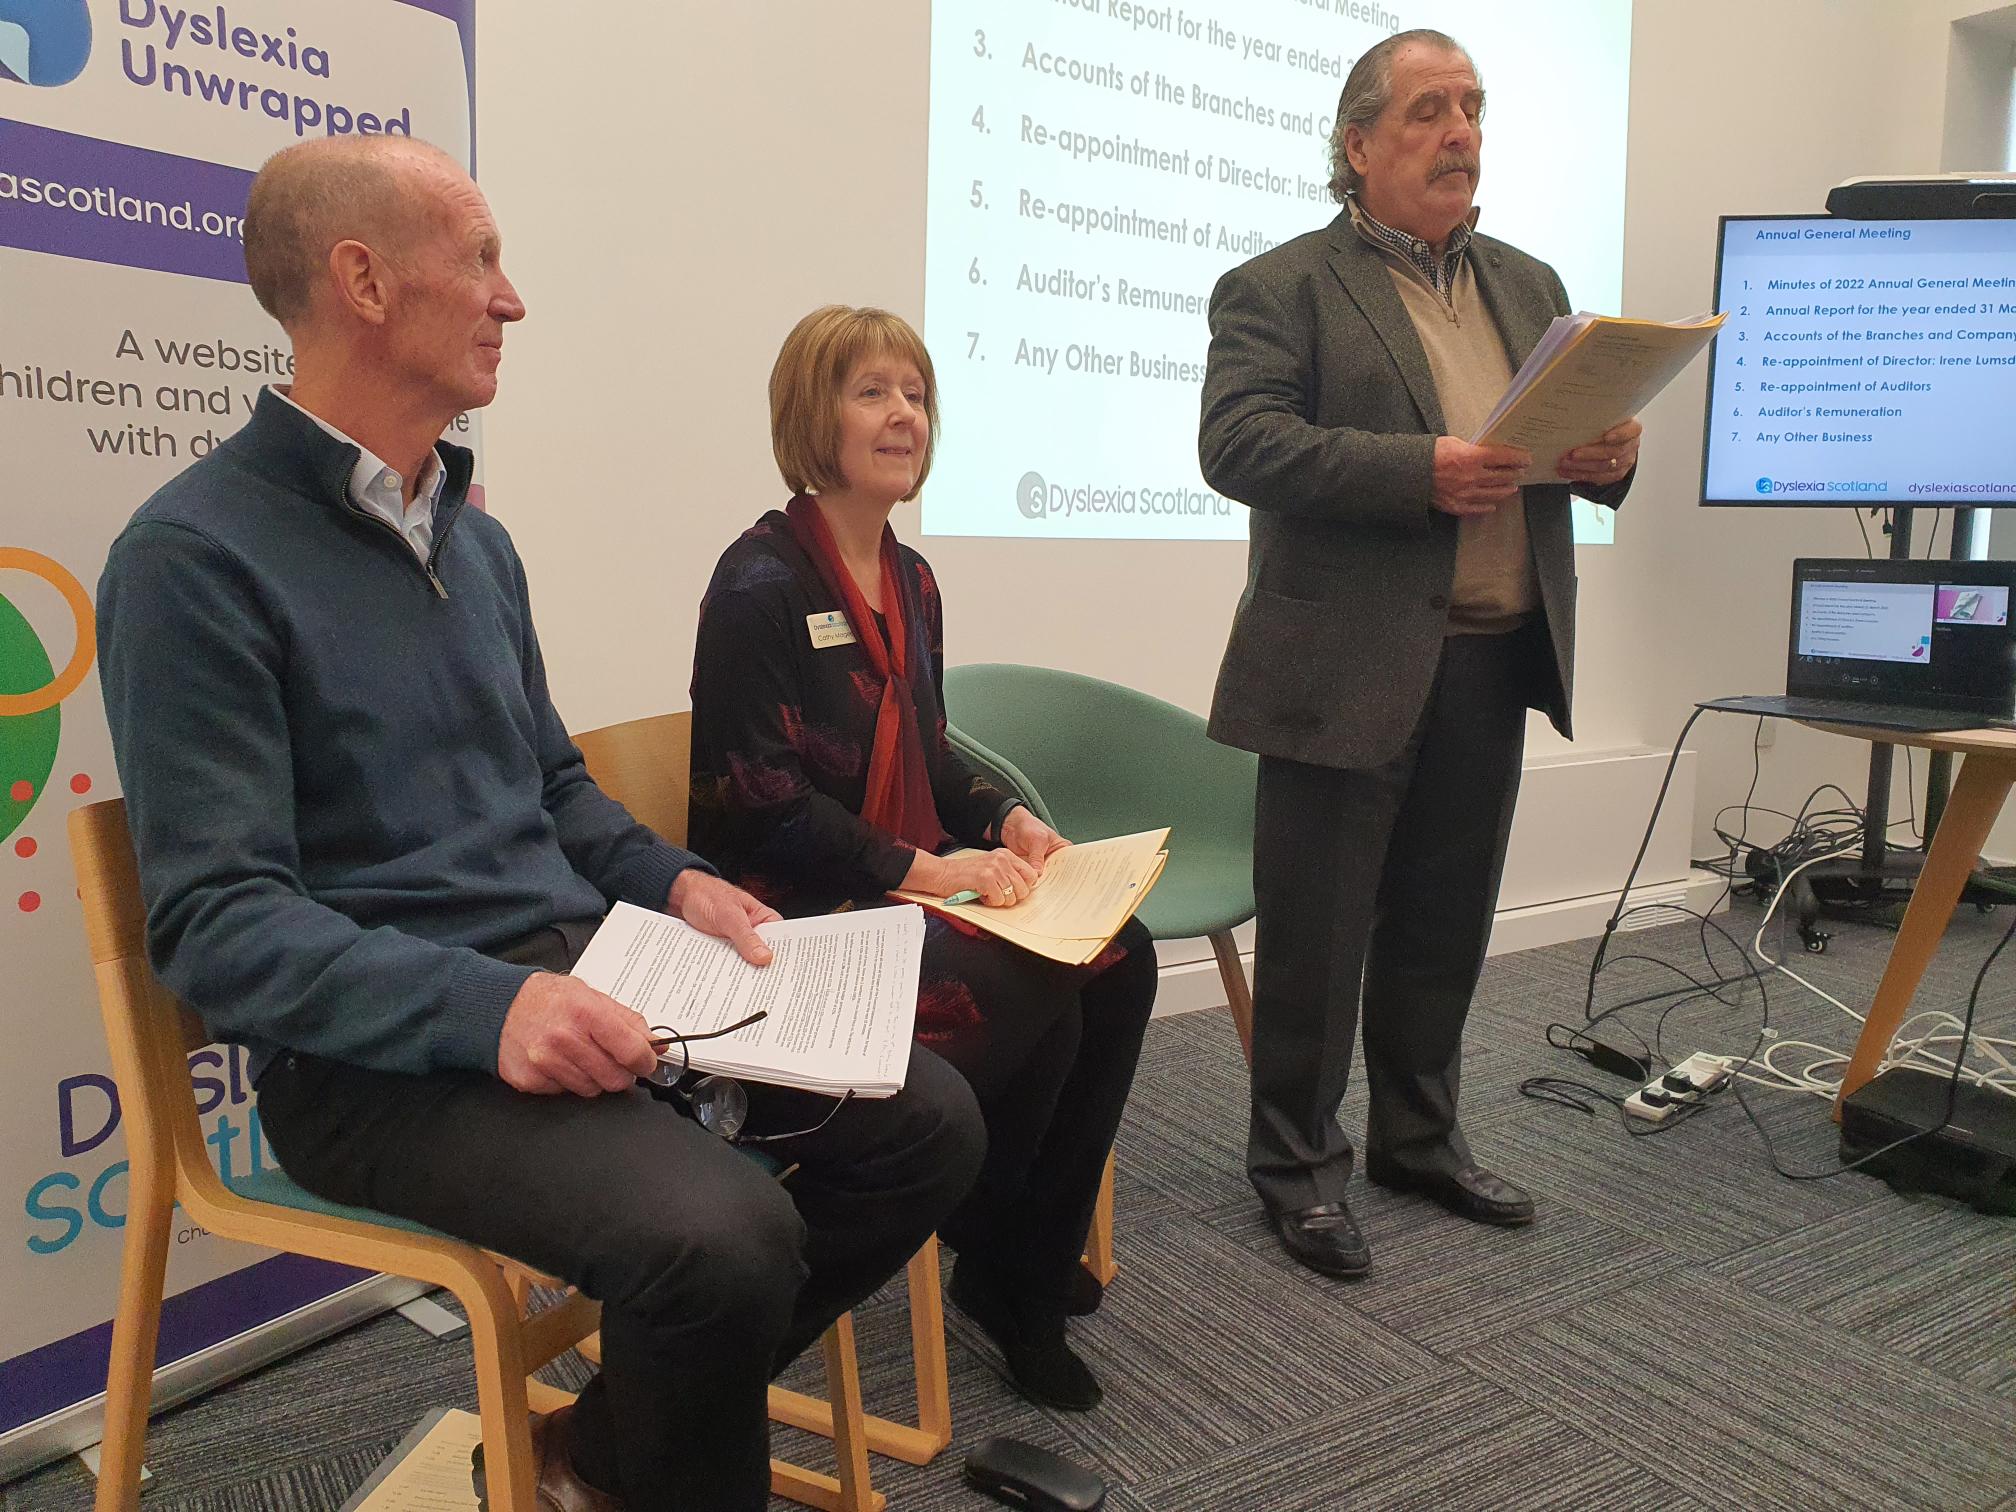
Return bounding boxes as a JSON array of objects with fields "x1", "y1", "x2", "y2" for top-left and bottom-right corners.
[{"x1": 1743, "y1": 840, "x2": 2016, "y2": 1099}]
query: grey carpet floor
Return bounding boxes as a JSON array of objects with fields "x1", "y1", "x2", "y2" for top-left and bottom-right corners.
[{"x1": 7, "y1": 895, "x2": 2013, "y2": 1511}]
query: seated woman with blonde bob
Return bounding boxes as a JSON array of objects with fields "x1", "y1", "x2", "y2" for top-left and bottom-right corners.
[{"x1": 688, "y1": 305, "x2": 1155, "y2": 1411}]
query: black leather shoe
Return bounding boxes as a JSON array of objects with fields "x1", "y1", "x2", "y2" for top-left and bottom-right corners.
[
  {"x1": 949, "y1": 1259, "x2": 1103, "y2": 1411},
  {"x1": 1366, "y1": 1159, "x2": 1536, "y2": 1226},
  {"x1": 1266, "y1": 1201, "x2": 1371, "y2": 1278}
]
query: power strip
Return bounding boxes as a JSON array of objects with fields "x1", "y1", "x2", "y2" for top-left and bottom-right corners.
[{"x1": 1623, "y1": 1052, "x2": 1737, "y2": 1123}]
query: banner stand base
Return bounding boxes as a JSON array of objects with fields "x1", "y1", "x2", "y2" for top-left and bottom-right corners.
[
  {"x1": 1, "y1": 1273, "x2": 428, "y2": 1487},
  {"x1": 74, "y1": 1442, "x2": 151, "y2": 1486},
  {"x1": 395, "y1": 1295, "x2": 470, "y2": 1341}
]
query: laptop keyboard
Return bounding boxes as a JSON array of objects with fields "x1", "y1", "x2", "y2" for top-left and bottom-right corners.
[{"x1": 1764, "y1": 697, "x2": 2008, "y2": 732}]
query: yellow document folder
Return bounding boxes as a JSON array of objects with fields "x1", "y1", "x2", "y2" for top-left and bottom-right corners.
[{"x1": 890, "y1": 828, "x2": 1170, "y2": 966}]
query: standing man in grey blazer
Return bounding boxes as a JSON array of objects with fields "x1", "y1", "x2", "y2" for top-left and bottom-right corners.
[{"x1": 1199, "y1": 28, "x2": 1639, "y2": 1279}]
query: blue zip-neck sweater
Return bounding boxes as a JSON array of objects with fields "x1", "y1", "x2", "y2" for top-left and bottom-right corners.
[{"x1": 98, "y1": 390, "x2": 705, "y2": 1080}]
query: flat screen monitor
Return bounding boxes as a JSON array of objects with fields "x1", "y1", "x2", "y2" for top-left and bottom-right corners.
[{"x1": 1701, "y1": 216, "x2": 2016, "y2": 507}]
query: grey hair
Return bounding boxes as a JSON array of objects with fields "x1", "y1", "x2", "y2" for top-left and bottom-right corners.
[
  {"x1": 242, "y1": 135, "x2": 456, "y2": 326},
  {"x1": 1327, "y1": 28, "x2": 1475, "y2": 203}
]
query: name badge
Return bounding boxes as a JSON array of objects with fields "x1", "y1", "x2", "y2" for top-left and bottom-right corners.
[{"x1": 806, "y1": 610, "x2": 858, "y2": 649}]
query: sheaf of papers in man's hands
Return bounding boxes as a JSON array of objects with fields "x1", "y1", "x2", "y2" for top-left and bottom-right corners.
[
  {"x1": 570, "y1": 903, "x2": 923, "y2": 1097},
  {"x1": 1473, "y1": 311, "x2": 1725, "y2": 485}
]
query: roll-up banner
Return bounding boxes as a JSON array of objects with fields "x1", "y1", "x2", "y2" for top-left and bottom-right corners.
[{"x1": 1, "y1": 0, "x2": 479, "y2": 1480}]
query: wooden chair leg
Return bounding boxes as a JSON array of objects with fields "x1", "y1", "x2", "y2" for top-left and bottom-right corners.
[
  {"x1": 770, "y1": 1459, "x2": 888, "y2": 1512},
  {"x1": 1211, "y1": 930, "x2": 1254, "y2": 1064},
  {"x1": 503, "y1": 1267, "x2": 534, "y2": 1315},
  {"x1": 768, "y1": 1238, "x2": 951, "y2": 1466},
  {"x1": 570, "y1": 1319, "x2": 892, "y2": 1509},
  {"x1": 1083, "y1": 1152, "x2": 1119, "y2": 1286},
  {"x1": 823, "y1": 1314, "x2": 873, "y2": 1512},
  {"x1": 91, "y1": 1168, "x2": 174, "y2": 1512},
  {"x1": 524, "y1": 1379, "x2": 576, "y2": 1415},
  {"x1": 455, "y1": 1267, "x2": 539, "y2": 1512},
  {"x1": 770, "y1": 1313, "x2": 888, "y2": 1512},
  {"x1": 905, "y1": 1238, "x2": 951, "y2": 1454}
]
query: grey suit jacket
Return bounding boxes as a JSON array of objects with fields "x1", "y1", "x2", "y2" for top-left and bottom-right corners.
[{"x1": 1199, "y1": 208, "x2": 1632, "y2": 770}]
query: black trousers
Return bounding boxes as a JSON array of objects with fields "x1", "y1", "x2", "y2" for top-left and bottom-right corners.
[
  {"x1": 256, "y1": 923, "x2": 985, "y2": 1512},
  {"x1": 928, "y1": 916, "x2": 1158, "y2": 1307},
  {"x1": 1246, "y1": 626, "x2": 1541, "y2": 1213}
]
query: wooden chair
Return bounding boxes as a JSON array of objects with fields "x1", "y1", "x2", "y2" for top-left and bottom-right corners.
[
  {"x1": 583, "y1": 709, "x2": 1124, "y2": 1289},
  {"x1": 572, "y1": 712, "x2": 953, "y2": 1471},
  {"x1": 70, "y1": 797, "x2": 879, "y2": 1512}
]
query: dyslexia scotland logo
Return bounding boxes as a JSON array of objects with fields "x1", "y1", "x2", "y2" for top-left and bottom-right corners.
[
  {"x1": 1016, "y1": 471, "x2": 1047, "y2": 521},
  {"x1": 0, "y1": 0, "x2": 93, "y2": 87},
  {"x1": 1756, "y1": 476, "x2": 1773, "y2": 495}
]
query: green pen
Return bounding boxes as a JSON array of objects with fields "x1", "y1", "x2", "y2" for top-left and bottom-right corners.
[{"x1": 942, "y1": 889, "x2": 982, "y2": 905}]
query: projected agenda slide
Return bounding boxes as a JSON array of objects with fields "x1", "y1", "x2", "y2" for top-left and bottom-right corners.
[{"x1": 922, "y1": 0, "x2": 1631, "y2": 542}]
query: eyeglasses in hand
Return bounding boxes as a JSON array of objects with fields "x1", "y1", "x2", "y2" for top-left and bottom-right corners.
[{"x1": 648, "y1": 1011, "x2": 854, "y2": 1144}]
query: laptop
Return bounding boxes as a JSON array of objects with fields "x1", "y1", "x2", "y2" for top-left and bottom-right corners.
[{"x1": 1700, "y1": 558, "x2": 2016, "y2": 733}]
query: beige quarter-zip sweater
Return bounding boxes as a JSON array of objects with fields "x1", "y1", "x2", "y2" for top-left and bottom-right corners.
[{"x1": 1352, "y1": 202, "x2": 1538, "y2": 633}]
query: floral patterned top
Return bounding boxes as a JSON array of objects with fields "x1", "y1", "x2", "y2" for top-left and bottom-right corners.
[{"x1": 688, "y1": 510, "x2": 1013, "y2": 918}]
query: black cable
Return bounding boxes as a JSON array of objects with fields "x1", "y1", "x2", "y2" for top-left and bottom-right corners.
[
  {"x1": 1566, "y1": 709, "x2": 1791, "y2": 1056},
  {"x1": 1700, "y1": 717, "x2": 1769, "y2": 946},
  {"x1": 1515, "y1": 1071, "x2": 1716, "y2": 1137},
  {"x1": 1516, "y1": 1077, "x2": 1611, "y2": 1117},
  {"x1": 1584, "y1": 706, "x2": 1705, "y2": 1010},
  {"x1": 1793, "y1": 784, "x2": 1860, "y2": 825},
  {"x1": 1528, "y1": 910, "x2": 1762, "y2": 1139},
  {"x1": 1856, "y1": 509, "x2": 1875, "y2": 557},
  {"x1": 1728, "y1": 907, "x2": 2016, "y2": 1180},
  {"x1": 1527, "y1": 706, "x2": 1776, "y2": 1125},
  {"x1": 1901, "y1": 745, "x2": 1921, "y2": 844},
  {"x1": 1691, "y1": 855, "x2": 1749, "y2": 882},
  {"x1": 1547, "y1": 969, "x2": 1735, "y2": 1071},
  {"x1": 1526, "y1": 699, "x2": 2004, "y2": 1181},
  {"x1": 1587, "y1": 928, "x2": 1758, "y2": 1018},
  {"x1": 1708, "y1": 768, "x2": 1920, "y2": 914}
]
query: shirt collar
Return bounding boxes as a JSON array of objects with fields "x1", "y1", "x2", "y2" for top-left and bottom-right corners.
[
  {"x1": 1348, "y1": 195, "x2": 1480, "y2": 298},
  {"x1": 268, "y1": 384, "x2": 445, "y2": 521}
]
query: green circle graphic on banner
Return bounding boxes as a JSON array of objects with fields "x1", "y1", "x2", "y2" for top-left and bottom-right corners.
[{"x1": 0, "y1": 590, "x2": 62, "y2": 844}]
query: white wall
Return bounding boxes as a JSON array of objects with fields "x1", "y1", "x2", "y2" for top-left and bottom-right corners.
[
  {"x1": 1610, "y1": 0, "x2": 2016, "y2": 865},
  {"x1": 1946, "y1": 4, "x2": 2016, "y2": 171},
  {"x1": 474, "y1": 0, "x2": 2013, "y2": 878},
  {"x1": 1599, "y1": 0, "x2": 1939, "y2": 860},
  {"x1": 475, "y1": 2, "x2": 1250, "y2": 739}
]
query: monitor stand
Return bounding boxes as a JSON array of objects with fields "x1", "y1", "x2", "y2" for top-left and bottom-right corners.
[{"x1": 1795, "y1": 505, "x2": 2016, "y2": 950}]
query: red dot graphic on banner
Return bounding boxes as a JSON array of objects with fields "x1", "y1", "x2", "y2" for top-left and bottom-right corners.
[
  {"x1": 15, "y1": 837, "x2": 35, "y2": 859},
  {"x1": 19, "y1": 892, "x2": 40, "y2": 913},
  {"x1": 9, "y1": 780, "x2": 30, "y2": 803},
  {"x1": 71, "y1": 773, "x2": 92, "y2": 794}
]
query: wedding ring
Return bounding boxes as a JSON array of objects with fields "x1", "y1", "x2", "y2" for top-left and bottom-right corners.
[
  {"x1": 1607, "y1": 457, "x2": 1617, "y2": 468},
  {"x1": 1003, "y1": 884, "x2": 1016, "y2": 902}
]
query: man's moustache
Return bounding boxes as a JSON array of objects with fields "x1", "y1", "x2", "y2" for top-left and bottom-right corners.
[{"x1": 1432, "y1": 157, "x2": 1479, "y2": 180}]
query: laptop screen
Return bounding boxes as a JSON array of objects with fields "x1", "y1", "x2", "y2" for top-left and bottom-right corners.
[{"x1": 1789, "y1": 559, "x2": 2016, "y2": 715}]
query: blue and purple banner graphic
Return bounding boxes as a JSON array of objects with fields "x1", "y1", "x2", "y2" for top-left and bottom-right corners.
[{"x1": 1, "y1": 0, "x2": 477, "y2": 1473}]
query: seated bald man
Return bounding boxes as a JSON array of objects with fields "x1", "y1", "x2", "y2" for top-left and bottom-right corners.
[{"x1": 95, "y1": 135, "x2": 984, "y2": 1512}]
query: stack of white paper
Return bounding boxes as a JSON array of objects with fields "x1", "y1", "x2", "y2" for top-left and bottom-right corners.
[
  {"x1": 1473, "y1": 310, "x2": 1725, "y2": 484},
  {"x1": 570, "y1": 903, "x2": 923, "y2": 1097}
]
